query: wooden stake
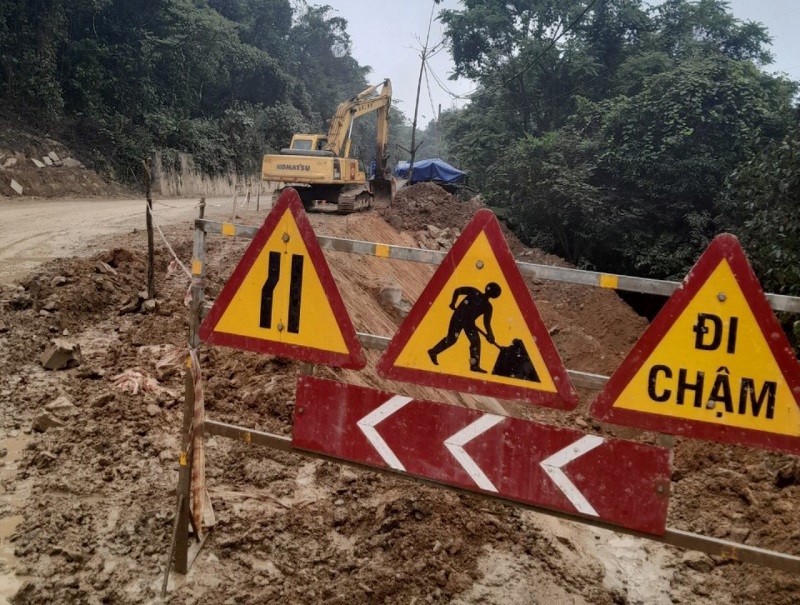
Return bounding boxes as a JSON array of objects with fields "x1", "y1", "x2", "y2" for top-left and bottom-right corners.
[{"x1": 144, "y1": 157, "x2": 155, "y2": 299}]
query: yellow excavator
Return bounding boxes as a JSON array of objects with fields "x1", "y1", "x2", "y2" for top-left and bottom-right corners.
[{"x1": 261, "y1": 79, "x2": 393, "y2": 213}]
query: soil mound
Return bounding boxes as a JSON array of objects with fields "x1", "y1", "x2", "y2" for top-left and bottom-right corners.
[{"x1": 380, "y1": 182, "x2": 482, "y2": 232}]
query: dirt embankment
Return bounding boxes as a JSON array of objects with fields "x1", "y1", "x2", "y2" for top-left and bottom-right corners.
[
  {"x1": 0, "y1": 184, "x2": 798, "y2": 604},
  {"x1": 0, "y1": 118, "x2": 124, "y2": 199}
]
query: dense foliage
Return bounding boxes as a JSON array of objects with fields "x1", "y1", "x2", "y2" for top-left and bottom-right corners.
[
  {"x1": 0, "y1": 0, "x2": 402, "y2": 180},
  {"x1": 438, "y1": 0, "x2": 798, "y2": 288}
]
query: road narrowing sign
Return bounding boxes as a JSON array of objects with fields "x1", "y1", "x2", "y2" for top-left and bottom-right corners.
[
  {"x1": 199, "y1": 188, "x2": 366, "y2": 369},
  {"x1": 591, "y1": 233, "x2": 800, "y2": 454},
  {"x1": 293, "y1": 376, "x2": 672, "y2": 535},
  {"x1": 377, "y1": 209, "x2": 577, "y2": 409}
]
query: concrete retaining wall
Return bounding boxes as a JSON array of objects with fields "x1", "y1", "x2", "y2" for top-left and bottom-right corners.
[{"x1": 151, "y1": 151, "x2": 263, "y2": 197}]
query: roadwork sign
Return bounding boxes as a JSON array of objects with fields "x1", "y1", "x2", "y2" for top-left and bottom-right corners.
[
  {"x1": 591, "y1": 234, "x2": 800, "y2": 454},
  {"x1": 199, "y1": 188, "x2": 366, "y2": 369},
  {"x1": 293, "y1": 376, "x2": 671, "y2": 534},
  {"x1": 377, "y1": 209, "x2": 577, "y2": 409}
]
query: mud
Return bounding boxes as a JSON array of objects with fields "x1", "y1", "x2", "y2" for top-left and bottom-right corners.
[{"x1": 0, "y1": 190, "x2": 798, "y2": 604}]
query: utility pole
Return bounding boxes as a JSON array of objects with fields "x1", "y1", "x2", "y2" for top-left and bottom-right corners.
[{"x1": 408, "y1": 2, "x2": 439, "y2": 184}]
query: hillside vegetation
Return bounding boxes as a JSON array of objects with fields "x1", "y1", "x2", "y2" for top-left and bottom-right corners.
[
  {"x1": 433, "y1": 0, "x2": 798, "y2": 303},
  {"x1": 0, "y1": 0, "x2": 404, "y2": 181}
]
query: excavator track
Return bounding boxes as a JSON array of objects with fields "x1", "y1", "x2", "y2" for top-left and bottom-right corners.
[{"x1": 336, "y1": 190, "x2": 372, "y2": 214}]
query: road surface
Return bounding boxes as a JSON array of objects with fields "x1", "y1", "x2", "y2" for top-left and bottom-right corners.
[{"x1": 0, "y1": 197, "x2": 235, "y2": 282}]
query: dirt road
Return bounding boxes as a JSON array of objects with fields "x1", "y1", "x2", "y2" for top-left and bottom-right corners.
[{"x1": 0, "y1": 196, "x2": 231, "y2": 282}]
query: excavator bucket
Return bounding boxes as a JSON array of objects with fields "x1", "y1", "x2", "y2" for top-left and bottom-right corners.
[{"x1": 369, "y1": 177, "x2": 394, "y2": 208}]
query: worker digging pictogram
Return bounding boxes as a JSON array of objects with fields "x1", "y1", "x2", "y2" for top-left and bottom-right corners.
[
  {"x1": 378, "y1": 208, "x2": 577, "y2": 409},
  {"x1": 427, "y1": 282, "x2": 540, "y2": 382}
]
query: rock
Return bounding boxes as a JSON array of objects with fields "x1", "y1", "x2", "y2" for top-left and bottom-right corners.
[
  {"x1": 0, "y1": 320, "x2": 8, "y2": 334},
  {"x1": 573, "y1": 416, "x2": 589, "y2": 429},
  {"x1": 0, "y1": 447, "x2": 7, "y2": 458},
  {"x1": 426, "y1": 224, "x2": 442, "y2": 238},
  {"x1": 42, "y1": 156, "x2": 53, "y2": 166},
  {"x1": 435, "y1": 237, "x2": 452, "y2": 249},
  {"x1": 90, "y1": 393, "x2": 115, "y2": 408},
  {"x1": 159, "y1": 449, "x2": 172, "y2": 462},
  {"x1": 387, "y1": 215, "x2": 403, "y2": 230},
  {"x1": 33, "y1": 412, "x2": 65, "y2": 432},
  {"x1": 728, "y1": 526, "x2": 750, "y2": 543},
  {"x1": 61, "y1": 157, "x2": 84, "y2": 168},
  {"x1": 95, "y1": 261, "x2": 118, "y2": 276},
  {"x1": 48, "y1": 151, "x2": 60, "y2": 162},
  {"x1": 50, "y1": 275, "x2": 67, "y2": 287},
  {"x1": 379, "y1": 285, "x2": 402, "y2": 305},
  {"x1": 445, "y1": 571, "x2": 472, "y2": 594},
  {"x1": 340, "y1": 469, "x2": 358, "y2": 484},
  {"x1": 146, "y1": 403, "x2": 161, "y2": 417},
  {"x1": 10, "y1": 180, "x2": 23, "y2": 195},
  {"x1": 3, "y1": 157, "x2": 17, "y2": 168},
  {"x1": 42, "y1": 298, "x2": 58, "y2": 312},
  {"x1": 77, "y1": 366, "x2": 105, "y2": 379},
  {"x1": 40, "y1": 339, "x2": 84, "y2": 370},
  {"x1": 682, "y1": 551, "x2": 714, "y2": 572},
  {"x1": 142, "y1": 299, "x2": 157, "y2": 314},
  {"x1": 45, "y1": 396, "x2": 78, "y2": 418},
  {"x1": 30, "y1": 158, "x2": 45, "y2": 168}
]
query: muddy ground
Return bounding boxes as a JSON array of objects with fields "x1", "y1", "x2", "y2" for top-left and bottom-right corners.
[{"x1": 0, "y1": 185, "x2": 798, "y2": 604}]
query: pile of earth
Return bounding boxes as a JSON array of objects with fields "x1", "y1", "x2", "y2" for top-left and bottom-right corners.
[
  {"x1": 380, "y1": 182, "x2": 482, "y2": 233},
  {"x1": 0, "y1": 190, "x2": 798, "y2": 604}
]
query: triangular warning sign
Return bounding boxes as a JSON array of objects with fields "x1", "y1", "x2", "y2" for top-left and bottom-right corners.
[
  {"x1": 199, "y1": 188, "x2": 366, "y2": 369},
  {"x1": 377, "y1": 209, "x2": 577, "y2": 409},
  {"x1": 591, "y1": 233, "x2": 800, "y2": 455}
]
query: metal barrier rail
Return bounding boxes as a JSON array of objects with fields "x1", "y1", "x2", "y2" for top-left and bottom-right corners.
[
  {"x1": 196, "y1": 219, "x2": 800, "y2": 314},
  {"x1": 198, "y1": 304, "x2": 610, "y2": 390},
  {"x1": 205, "y1": 419, "x2": 800, "y2": 575}
]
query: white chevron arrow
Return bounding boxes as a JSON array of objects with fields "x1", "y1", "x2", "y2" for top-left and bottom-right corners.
[
  {"x1": 357, "y1": 395, "x2": 413, "y2": 471},
  {"x1": 444, "y1": 414, "x2": 505, "y2": 492},
  {"x1": 540, "y1": 435, "x2": 605, "y2": 516}
]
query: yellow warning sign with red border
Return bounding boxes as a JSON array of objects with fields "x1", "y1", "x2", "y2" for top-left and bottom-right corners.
[
  {"x1": 199, "y1": 188, "x2": 365, "y2": 369},
  {"x1": 377, "y1": 209, "x2": 577, "y2": 409},
  {"x1": 591, "y1": 234, "x2": 800, "y2": 454}
]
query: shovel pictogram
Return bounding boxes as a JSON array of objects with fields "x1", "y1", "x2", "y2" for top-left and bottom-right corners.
[{"x1": 477, "y1": 329, "x2": 540, "y2": 383}]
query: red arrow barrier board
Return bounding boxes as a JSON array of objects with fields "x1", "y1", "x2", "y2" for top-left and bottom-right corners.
[{"x1": 293, "y1": 376, "x2": 672, "y2": 535}]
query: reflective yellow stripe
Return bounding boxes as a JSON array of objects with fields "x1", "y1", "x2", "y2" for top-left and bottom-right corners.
[
  {"x1": 191, "y1": 259, "x2": 203, "y2": 276},
  {"x1": 599, "y1": 274, "x2": 619, "y2": 289},
  {"x1": 375, "y1": 244, "x2": 390, "y2": 258},
  {"x1": 222, "y1": 223, "x2": 236, "y2": 236}
]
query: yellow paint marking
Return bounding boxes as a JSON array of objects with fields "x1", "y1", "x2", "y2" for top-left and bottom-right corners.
[
  {"x1": 222, "y1": 223, "x2": 236, "y2": 236},
  {"x1": 191, "y1": 259, "x2": 203, "y2": 276},
  {"x1": 599, "y1": 274, "x2": 619, "y2": 289},
  {"x1": 179, "y1": 451, "x2": 188, "y2": 466},
  {"x1": 375, "y1": 244, "x2": 390, "y2": 258}
]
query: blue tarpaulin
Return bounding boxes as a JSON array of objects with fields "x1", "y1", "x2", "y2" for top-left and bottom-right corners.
[{"x1": 394, "y1": 158, "x2": 467, "y2": 185}]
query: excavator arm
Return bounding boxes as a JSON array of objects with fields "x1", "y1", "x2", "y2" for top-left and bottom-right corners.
[
  {"x1": 324, "y1": 79, "x2": 393, "y2": 206},
  {"x1": 325, "y1": 79, "x2": 392, "y2": 162}
]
